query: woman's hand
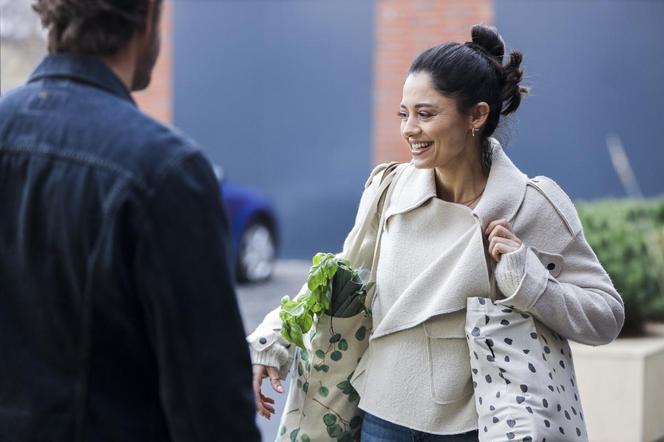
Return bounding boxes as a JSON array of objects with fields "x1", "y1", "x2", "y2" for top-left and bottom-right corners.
[
  {"x1": 485, "y1": 218, "x2": 522, "y2": 262},
  {"x1": 252, "y1": 364, "x2": 284, "y2": 420}
]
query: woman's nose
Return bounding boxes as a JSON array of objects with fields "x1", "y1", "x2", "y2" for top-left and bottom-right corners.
[{"x1": 402, "y1": 117, "x2": 421, "y2": 137}]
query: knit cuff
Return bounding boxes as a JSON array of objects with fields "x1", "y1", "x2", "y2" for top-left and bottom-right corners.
[
  {"x1": 249, "y1": 341, "x2": 290, "y2": 370},
  {"x1": 496, "y1": 244, "x2": 527, "y2": 297}
]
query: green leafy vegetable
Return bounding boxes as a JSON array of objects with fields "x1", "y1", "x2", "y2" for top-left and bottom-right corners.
[{"x1": 279, "y1": 253, "x2": 372, "y2": 349}]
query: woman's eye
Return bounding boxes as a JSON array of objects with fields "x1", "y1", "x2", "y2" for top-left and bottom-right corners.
[
  {"x1": 418, "y1": 112, "x2": 432, "y2": 118},
  {"x1": 397, "y1": 111, "x2": 408, "y2": 120}
]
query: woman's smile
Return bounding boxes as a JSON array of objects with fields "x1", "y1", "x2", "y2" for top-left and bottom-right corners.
[{"x1": 410, "y1": 141, "x2": 434, "y2": 155}]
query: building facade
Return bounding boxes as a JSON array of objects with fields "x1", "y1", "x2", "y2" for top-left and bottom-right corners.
[{"x1": 105, "y1": 0, "x2": 664, "y2": 258}]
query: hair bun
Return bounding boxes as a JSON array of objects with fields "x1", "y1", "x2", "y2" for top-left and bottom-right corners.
[
  {"x1": 471, "y1": 24, "x2": 505, "y2": 64},
  {"x1": 501, "y1": 51, "x2": 528, "y2": 116}
]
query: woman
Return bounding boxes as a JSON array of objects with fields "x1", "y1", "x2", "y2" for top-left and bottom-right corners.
[{"x1": 248, "y1": 25, "x2": 624, "y2": 441}]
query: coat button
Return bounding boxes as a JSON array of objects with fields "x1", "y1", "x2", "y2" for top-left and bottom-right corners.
[
  {"x1": 259, "y1": 337, "x2": 267, "y2": 345},
  {"x1": 547, "y1": 263, "x2": 556, "y2": 271}
]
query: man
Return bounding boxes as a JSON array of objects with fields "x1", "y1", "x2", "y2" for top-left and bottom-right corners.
[{"x1": 0, "y1": 0, "x2": 260, "y2": 440}]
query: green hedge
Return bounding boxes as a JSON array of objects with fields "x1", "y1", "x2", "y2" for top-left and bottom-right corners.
[{"x1": 576, "y1": 197, "x2": 664, "y2": 336}]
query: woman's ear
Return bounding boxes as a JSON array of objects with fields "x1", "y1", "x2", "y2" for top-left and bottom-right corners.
[{"x1": 470, "y1": 102, "x2": 490, "y2": 130}]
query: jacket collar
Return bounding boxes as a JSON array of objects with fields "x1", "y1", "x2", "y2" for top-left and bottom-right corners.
[
  {"x1": 385, "y1": 139, "x2": 529, "y2": 228},
  {"x1": 28, "y1": 53, "x2": 135, "y2": 105},
  {"x1": 473, "y1": 139, "x2": 529, "y2": 227}
]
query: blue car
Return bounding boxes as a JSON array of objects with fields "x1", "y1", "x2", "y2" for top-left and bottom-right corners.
[{"x1": 213, "y1": 166, "x2": 279, "y2": 283}]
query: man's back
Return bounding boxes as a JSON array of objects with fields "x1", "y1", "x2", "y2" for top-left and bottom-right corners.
[{"x1": 0, "y1": 54, "x2": 260, "y2": 442}]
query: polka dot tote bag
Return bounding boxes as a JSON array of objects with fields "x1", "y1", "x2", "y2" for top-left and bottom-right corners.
[{"x1": 465, "y1": 297, "x2": 588, "y2": 442}]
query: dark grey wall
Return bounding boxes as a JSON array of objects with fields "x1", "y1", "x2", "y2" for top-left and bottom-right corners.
[
  {"x1": 173, "y1": 0, "x2": 374, "y2": 258},
  {"x1": 495, "y1": 0, "x2": 664, "y2": 199}
]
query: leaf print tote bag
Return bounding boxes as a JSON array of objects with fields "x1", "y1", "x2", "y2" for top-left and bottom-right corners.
[
  {"x1": 277, "y1": 314, "x2": 370, "y2": 442},
  {"x1": 465, "y1": 297, "x2": 589, "y2": 442},
  {"x1": 276, "y1": 163, "x2": 405, "y2": 442}
]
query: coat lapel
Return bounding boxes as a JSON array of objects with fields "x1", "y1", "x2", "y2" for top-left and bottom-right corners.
[
  {"x1": 383, "y1": 162, "x2": 437, "y2": 222},
  {"x1": 371, "y1": 219, "x2": 490, "y2": 339},
  {"x1": 370, "y1": 139, "x2": 529, "y2": 339}
]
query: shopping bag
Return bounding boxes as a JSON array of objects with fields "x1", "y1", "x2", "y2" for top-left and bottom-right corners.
[
  {"x1": 275, "y1": 163, "x2": 404, "y2": 442},
  {"x1": 465, "y1": 297, "x2": 589, "y2": 442},
  {"x1": 277, "y1": 311, "x2": 370, "y2": 442}
]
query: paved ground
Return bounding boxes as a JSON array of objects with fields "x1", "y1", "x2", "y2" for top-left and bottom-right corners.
[{"x1": 236, "y1": 260, "x2": 311, "y2": 441}]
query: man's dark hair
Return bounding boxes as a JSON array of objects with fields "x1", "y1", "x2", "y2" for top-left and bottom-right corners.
[{"x1": 33, "y1": 0, "x2": 161, "y2": 56}]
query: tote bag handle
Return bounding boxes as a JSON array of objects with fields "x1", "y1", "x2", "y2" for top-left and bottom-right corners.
[{"x1": 343, "y1": 162, "x2": 402, "y2": 265}]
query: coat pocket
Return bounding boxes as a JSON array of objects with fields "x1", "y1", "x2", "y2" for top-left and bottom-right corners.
[
  {"x1": 531, "y1": 248, "x2": 564, "y2": 278},
  {"x1": 349, "y1": 347, "x2": 371, "y2": 397},
  {"x1": 423, "y1": 311, "x2": 474, "y2": 405}
]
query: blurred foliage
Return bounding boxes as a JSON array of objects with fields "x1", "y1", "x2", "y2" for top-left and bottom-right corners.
[{"x1": 576, "y1": 197, "x2": 664, "y2": 336}]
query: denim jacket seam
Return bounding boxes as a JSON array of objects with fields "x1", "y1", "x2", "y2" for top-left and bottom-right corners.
[
  {"x1": 1, "y1": 145, "x2": 150, "y2": 194},
  {"x1": 147, "y1": 149, "x2": 203, "y2": 198}
]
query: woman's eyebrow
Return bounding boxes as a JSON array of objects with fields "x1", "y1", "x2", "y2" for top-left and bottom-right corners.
[{"x1": 399, "y1": 103, "x2": 437, "y2": 109}]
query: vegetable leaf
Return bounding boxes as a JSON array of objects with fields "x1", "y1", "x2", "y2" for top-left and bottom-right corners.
[{"x1": 279, "y1": 252, "x2": 373, "y2": 349}]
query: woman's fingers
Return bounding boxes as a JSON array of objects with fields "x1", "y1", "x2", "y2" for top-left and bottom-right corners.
[
  {"x1": 252, "y1": 365, "x2": 264, "y2": 404},
  {"x1": 267, "y1": 366, "x2": 284, "y2": 393},
  {"x1": 489, "y1": 236, "x2": 521, "y2": 262},
  {"x1": 488, "y1": 224, "x2": 518, "y2": 244},
  {"x1": 252, "y1": 371, "x2": 268, "y2": 418},
  {"x1": 489, "y1": 232, "x2": 521, "y2": 250},
  {"x1": 251, "y1": 364, "x2": 285, "y2": 419},
  {"x1": 260, "y1": 393, "x2": 276, "y2": 414},
  {"x1": 485, "y1": 218, "x2": 512, "y2": 236},
  {"x1": 262, "y1": 401, "x2": 274, "y2": 419},
  {"x1": 252, "y1": 365, "x2": 275, "y2": 419},
  {"x1": 490, "y1": 241, "x2": 513, "y2": 262},
  {"x1": 485, "y1": 218, "x2": 522, "y2": 262},
  {"x1": 486, "y1": 219, "x2": 517, "y2": 239},
  {"x1": 489, "y1": 236, "x2": 520, "y2": 252}
]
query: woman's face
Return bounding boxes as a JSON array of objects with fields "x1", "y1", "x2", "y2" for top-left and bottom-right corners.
[{"x1": 399, "y1": 72, "x2": 472, "y2": 170}]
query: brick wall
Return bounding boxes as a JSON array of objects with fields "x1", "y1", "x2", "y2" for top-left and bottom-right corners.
[
  {"x1": 133, "y1": 0, "x2": 172, "y2": 125},
  {"x1": 131, "y1": 0, "x2": 493, "y2": 147},
  {"x1": 372, "y1": 0, "x2": 493, "y2": 164}
]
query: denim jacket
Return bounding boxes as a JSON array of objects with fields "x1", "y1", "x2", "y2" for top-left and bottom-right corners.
[{"x1": 0, "y1": 54, "x2": 260, "y2": 442}]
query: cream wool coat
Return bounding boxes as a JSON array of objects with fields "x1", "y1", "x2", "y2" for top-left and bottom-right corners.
[{"x1": 248, "y1": 140, "x2": 624, "y2": 433}]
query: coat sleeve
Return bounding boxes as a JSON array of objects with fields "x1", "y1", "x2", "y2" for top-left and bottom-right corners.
[
  {"x1": 495, "y1": 178, "x2": 625, "y2": 346},
  {"x1": 135, "y1": 152, "x2": 260, "y2": 441},
  {"x1": 245, "y1": 163, "x2": 391, "y2": 375}
]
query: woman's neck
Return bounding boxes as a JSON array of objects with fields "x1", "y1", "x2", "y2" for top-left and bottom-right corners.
[{"x1": 434, "y1": 147, "x2": 488, "y2": 205}]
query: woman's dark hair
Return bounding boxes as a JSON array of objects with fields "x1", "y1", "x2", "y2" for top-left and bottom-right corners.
[
  {"x1": 409, "y1": 24, "x2": 528, "y2": 169},
  {"x1": 33, "y1": 0, "x2": 161, "y2": 56}
]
